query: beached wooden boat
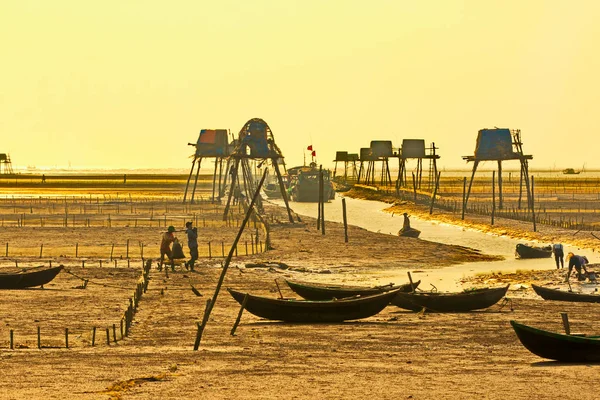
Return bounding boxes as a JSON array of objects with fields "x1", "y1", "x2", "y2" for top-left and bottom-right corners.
[
  {"x1": 263, "y1": 183, "x2": 287, "y2": 199},
  {"x1": 227, "y1": 288, "x2": 401, "y2": 322},
  {"x1": 511, "y1": 320, "x2": 600, "y2": 362},
  {"x1": 398, "y1": 228, "x2": 421, "y2": 238},
  {"x1": 390, "y1": 285, "x2": 509, "y2": 312},
  {"x1": 532, "y1": 284, "x2": 600, "y2": 303},
  {"x1": 0, "y1": 265, "x2": 64, "y2": 289},
  {"x1": 285, "y1": 280, "x2": 421, "y2": 301},
  {"x1": 515, "y1": 244, "x2": 552, "y2": 259}
]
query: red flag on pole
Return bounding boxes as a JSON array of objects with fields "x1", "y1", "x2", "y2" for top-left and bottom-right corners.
[
  {"x1": 311, "y1": 151, "x2": 316, "y2": 157},
  {"x1": 307, "y1": 145, "x2": 313, "y2": 151}
]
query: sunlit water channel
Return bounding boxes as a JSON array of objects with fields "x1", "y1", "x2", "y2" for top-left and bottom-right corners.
[{"x1": 270, "y1": 195, "x2": 598, "y2": 292}]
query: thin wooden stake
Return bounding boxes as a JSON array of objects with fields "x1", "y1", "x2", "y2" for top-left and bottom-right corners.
[
  {"x1": 37, "y1": 326, "x2": 41, "y2": 349},
  {"x1": 65, "y1": 328, "x2": 69, "y2": 349},
  {"x1": 407, "y1": 271, "x2": 416, "y2": 293},
  {"x1": 561, "y1": 312, "x2": 570, "y2": 335},
  {"x1": 342, "y1": 198, "x2": 348, "y2": 243},
  {"x1": 230, "y1": 294, "x2": 249, "y2": 336},
  {"x1": 92, "y1": 327, "x2": 96, "y2": 346}
]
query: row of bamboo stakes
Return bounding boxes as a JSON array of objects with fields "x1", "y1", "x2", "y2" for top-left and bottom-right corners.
[
  {"x1": 0, "y1": 235, "x2": 266, "y2": 261},
  {"x1": 4, "y1": 260, "x2": 151, "y2": 350}
]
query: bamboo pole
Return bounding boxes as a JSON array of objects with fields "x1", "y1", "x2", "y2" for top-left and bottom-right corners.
[
  {"x1": 342, "y1": 198, "x2": 348, "y2": 243},
  {"x1": 194, "y1": 169, "x2": 268, "y2": 350},
  {"x1": 230, "y1": 293, "x2": 249, "y2": 336}
]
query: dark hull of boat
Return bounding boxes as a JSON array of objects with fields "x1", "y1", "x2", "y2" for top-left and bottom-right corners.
[
  {"x1": 532, "y1": 284, "x2": 600, "y2": 303},
  {"x1": 391, "y1": 285, "x2": 509, "y2": 312},
  {"x1": 227, "y1": 288, "x2": 400, "y2": 322},
  {"x1": 285, "y1": 280, "x2": 421, "y2": 301},
  {"x1": 515, "y1": 244, "x2": 552, "y2": 259},
  {"x1": 0, "y1": 266, "x2": 64, "y2": 289},
  {"x1": 511, "y1": 320, "x2": 600, "y2": 362},
  {"x1": 264, "y1": 188, "x2": 284, "y2": 199},
  {"x1": 398, "y1": 229, "x2": 421, "y2": 238},
  {"x1": 291, "y1": 186, "x2": 335, "y2": 202}
]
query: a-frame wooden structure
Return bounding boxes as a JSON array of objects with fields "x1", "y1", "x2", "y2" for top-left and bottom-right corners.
[
  {"x1": 462, "y1": 128, "x2": 533, "y2": 211},
  {"x1": 223, "y1": 118, "x2": 294, "y2": 223}
]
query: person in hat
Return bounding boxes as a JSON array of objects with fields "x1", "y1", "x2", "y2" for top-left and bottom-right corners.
[
  {"x1": 185, "y1": 221, "x2": 198, "y2": 271},
  {"x1": 400, "y1": 212, "x2": 411, "y2": 233},
  {"x1": 402, "y1": 212, "x2": 411, "y2": 230},
  {"x1": 566, "y1": 252, "x2": 589, "y2": 282},
  {"x1": 159, "y1": 225, "x2": 177, "y2": 271}
]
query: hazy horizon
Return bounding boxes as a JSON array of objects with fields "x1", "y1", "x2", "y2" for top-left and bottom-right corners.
[{"x1": 2, "y1": 1, "x2": 599, "y2": 171}]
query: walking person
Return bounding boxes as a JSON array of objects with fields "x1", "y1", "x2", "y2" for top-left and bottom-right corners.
[
  {"x1": 566, "y1": 252, "x2": 589, "y2": 282},
  {"x1": 159, "y1": 226, "x2": 176, "y2": 271},
  {"x1": 185, "y1": 221, "x2": 198, "y2": 271},
  {"x1": 552, "y1": 242, "x2": 564, "y2": 269}
]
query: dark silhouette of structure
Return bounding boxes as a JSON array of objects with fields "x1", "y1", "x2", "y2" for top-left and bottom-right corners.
[
  {"x1": 397, "y1": 140, "x2": 440, "y2": 190},
  {"x1": 184, "y1": 129, "x2": 231, "y2": 204},
  {"x1": 462, "y1": 128, "x2": 533, "y2": 210},
  {"x1": 0, "y1": 153, "x2": 14, "y2": 175}
]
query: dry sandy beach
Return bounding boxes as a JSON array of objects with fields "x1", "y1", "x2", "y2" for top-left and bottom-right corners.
[{"x1": 1, "y1": 180, "x2": 599, "y2": 399}]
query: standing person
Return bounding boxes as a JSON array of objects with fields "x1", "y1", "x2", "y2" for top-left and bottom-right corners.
[
  {"x1": 159, "y1": 226, "x2": 176, "y2": 271},
  {"x1": 552, "y1": 242, "x2": 565, "y2": 269},
  {"x1": 185, "y1": 221, "x2": 198, "y2": 271},
  {"x1": 566, "y1": 252, "x2": 589, "y2": 282}
]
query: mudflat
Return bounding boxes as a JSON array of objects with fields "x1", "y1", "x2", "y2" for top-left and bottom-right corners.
[{"x1": 0, "y1": 181, "x2": 598, "y2": 399}]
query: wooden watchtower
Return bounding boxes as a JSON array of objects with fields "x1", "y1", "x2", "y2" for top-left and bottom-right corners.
[
  {"x1": 357, "y1": 141, "x2": 396, "y2": 185},
  {"x1": 397, "y1": 140, "x2": 440, "y2": 190},
  {"x1": 333, "y1": 151, "x2": 358, "y2": 182},
  {"x1": 0, "y1": 154, "x2": 14, "y2": 175},
  {"x1": 183, "y1": 129, "x2": 231, "y2": 204},
  {"x1": 223, "y1": 118, "x2": 294, "y2": 223},
  {"x1": 462, "y1": 128, "x2": 532, "y2": 211}
]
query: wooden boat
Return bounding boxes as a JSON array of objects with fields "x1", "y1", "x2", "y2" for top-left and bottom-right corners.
[
  {"x1": 390, "y1": 285, "x2": 510, "y2": 312},
  {"x1": 227, "y1": 288, "x2": 401, "y2": 322},
  {"x1": 0, "y1": 265, "x2": 64, "y2": 289},
  {"x1": 398, "y1": 228, "x2": 421, "y2": 238},
  {"x1": 263, "y1": 183, "x2": 286, "y2": 199},
  {"x1": 515, "y1": 244, "x2": 552, "y2": 259},
  {"x1": 285, "y1": 279, "x2": 421, "y2": 301},
  {"x1": 562, "y1": 168, "x2": 581, "y2": 175},
  {"x1": 511, "y1": 320, "x2": 600, "y2": 362},
  {"x1": 287, "y1": 164, "x2": 335, "y2": 202},
  {"x1": 532, "y1": 284, "x2": 600, "y2": 303}
]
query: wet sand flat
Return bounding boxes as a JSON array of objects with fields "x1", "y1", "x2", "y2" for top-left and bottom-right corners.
[{"x1": 0, "y1": 179, "x2": 598, "y2": 399}]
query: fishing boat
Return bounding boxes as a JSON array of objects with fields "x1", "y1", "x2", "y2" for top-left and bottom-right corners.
[
  {"x1": 562, "y1": 168, "x2": 581, "y2": 175},
  {"x1": 398, "y1": 228, "x2": 421, "y2": 238},
  {"x1": 390, "y1": 285, "x2": 510, "y2": 312},
  {"x1": 285, "y1": 279, "x2": 421, "y2": 301},
  {"x1": 0, "y1": 265, "x2": 64, "y2": 289},
  {"x1": 263, "y1": 183, "x2": 287, "y2": 199},
  {"x1": 515, "y1": 244, "x2": 552, "y2": 259},
  {"x1": 532, "y1": 284, "x2": 600, "y2": 303},
  {"x1": 287, "y1": 163, "x2": 335, "y2": 202},
  {"x1": 511, "y1": 320, "x2": 600, "y2": 362},
  {"x1": 227, "y1": 288, "x2": 400, "y2": 322}
]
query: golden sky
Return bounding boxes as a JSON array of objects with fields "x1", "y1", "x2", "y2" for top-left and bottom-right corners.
[{"x1": 1, "y1": 1, "x2": 599, "y2": 171}]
